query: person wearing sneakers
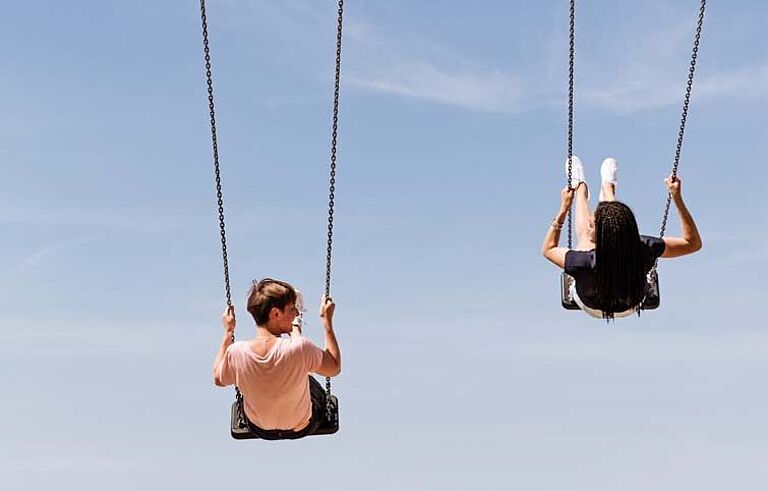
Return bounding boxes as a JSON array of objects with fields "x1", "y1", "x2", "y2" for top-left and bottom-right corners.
[
  {"x1": 541, "y1": 156, "x2": 703, "y2": 319},
  {"x1": 212, "y1": 278, "x2": 341, "y2": 433}
]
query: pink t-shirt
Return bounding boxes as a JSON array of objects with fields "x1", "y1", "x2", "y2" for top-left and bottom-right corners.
[{"x1": 217, "y1": 336, "x2": 324, "y2": 431}]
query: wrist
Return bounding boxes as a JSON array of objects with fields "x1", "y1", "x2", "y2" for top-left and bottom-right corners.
[{"x1": 551, "y1": 213, "x2": 567, "y2": 229}]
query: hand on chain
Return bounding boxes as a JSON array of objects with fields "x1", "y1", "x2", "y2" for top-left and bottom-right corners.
[
  {"x1": 561, "y1": 186, "x2": 576, "y2": 212},
  {"x1": 319, "y1": 294, "x2": 336, "y2": 329},
  {"x1": 221, "y1": 305, "x2": 236, "y2": 336},
  {"x1": 665, "y1": 175, "x2": 682, "y2": 199}
]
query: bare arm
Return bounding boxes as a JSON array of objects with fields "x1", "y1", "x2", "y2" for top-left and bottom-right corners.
[
  {"x1": 315, "y1": 295, "x2": 341, "y2": 378},
  {"x1": 660, "y1": 177, "x2": 703, "y2": 258},
  {"x1": 541, "y1": 187, "x2": 575, "y2": 268},
  {"x1": 213, "y1": 306, "x2": 235, "y2": 387}
]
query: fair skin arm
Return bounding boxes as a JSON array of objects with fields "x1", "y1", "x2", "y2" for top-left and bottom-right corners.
[
  {"x1": 541, "y1": 186, "x2": 576, "y2": 269},
  {"x1": 315, "y1": 294, "x2": 341, "y2": 378},
  {"x1": 212, "y1": 295, "x2": 341, "y2": 382},
  {"x1": 213, "y1": 306, "x2": 236, "y2": 387},
  {"x1": 660, "y1": 176, "x2": 703, "y2": 258}
]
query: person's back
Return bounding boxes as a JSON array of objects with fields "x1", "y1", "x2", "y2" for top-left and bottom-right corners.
[
  {"x1": 213, "y1": 278, "x2": 342, "y2": 431},
  {"x1": 565, "y1": 233, "x2": 665, "y2": 313},
  {"x1": 219, "y1": 336, "x2": 323, "y2": 430},
  {"x1": 542, "y1": 156, "x2": 702, "y2": 319}
]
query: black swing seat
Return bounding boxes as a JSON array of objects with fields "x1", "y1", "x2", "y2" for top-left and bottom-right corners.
[
  {"x1": 561, "y1": 269, "x2": 660, "y2": 311},
  {"x1": 230, "y1": 379, "x2": 339, "y2": 441}
]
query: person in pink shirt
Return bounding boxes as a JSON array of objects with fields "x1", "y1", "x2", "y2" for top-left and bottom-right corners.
[{"x1": 212, "y1": 278, "x2": 341, "y2": 433}]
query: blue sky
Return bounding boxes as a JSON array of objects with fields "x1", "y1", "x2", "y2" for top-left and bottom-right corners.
[{"x1": 2, "y1": 0, "x2": 767, "y2": 489}]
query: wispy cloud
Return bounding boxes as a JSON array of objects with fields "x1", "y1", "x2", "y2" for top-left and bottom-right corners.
[
  {"x1": 697, "y1": 64, "x2": 768, "y2": 100},
  {"x1": 346, "y1": 17, "x2": 521, "y2": 113},
  {"x1": 12, "y1": 236, "x2": 95, "y2": 274},
  {"x1": 347, "y1": 63, "x2": 521, "y2": 113},
  {"x1": 211, "y1": 1, "x2": 523, "y2": 113},
  {"x1": 568, "y1": 8, "x2": 768, "y2": 113},
  {"x1": 580, "y1": 64, "x2": 768, "y2": 113},
  {"x1": 201, "y1": 2, "x2": 768, "y2": 114}
]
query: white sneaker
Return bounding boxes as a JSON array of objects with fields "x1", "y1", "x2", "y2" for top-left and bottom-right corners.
[
  {"x1": 565, "y1": 155, "x2": 589, "y2": 199},
  {"x1": 565, "y1": 155, "x2": 586, "y2": 187},
  {"x1": 599, "y1": 157, "x2": 618, "y2": 201}
]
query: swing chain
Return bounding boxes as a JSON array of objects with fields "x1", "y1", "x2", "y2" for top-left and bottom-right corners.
[
  {"x1": 325, "y1": 0, "x2": 344, "y2": 298},
  {"x1": 566, "y1": 0, "x2": 576, "y2": 249},
  {"x1": 199, "y1": 0, "x2": 233, "y2": 312},
  {"x1": 660, "y1": 0, "x2": 706, "y2": 239},
  {"x1": 200, "y1": 0, "x2": 345, "y2": 423},
  {"x1": 200, "y1": 1, "x2": 238, "y2": 403},
  {"x1": 325, "y1": 0, "x2": 345, "y2": 421}
]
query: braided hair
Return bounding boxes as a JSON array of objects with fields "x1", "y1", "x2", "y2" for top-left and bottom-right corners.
[{"x1": 593, "y1": 201, "x2": 649, "y2": 320}]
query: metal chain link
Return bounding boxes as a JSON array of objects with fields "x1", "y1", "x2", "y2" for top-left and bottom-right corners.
[
  {"x1": 659, "y1": 0, "x2": 706, "y2": 239},
  {"x1": 199, "y1": 0, "x2": 233, "y2": 316},
  {"x1": 325, "y1": 0, "x2": 344, "y2": 298},
  {"x1": 200, "y1": 0, "x2": 240, "y2": 401},
  {"x1": 566, "y1": 0, "x2": 576, "y2": 249},
  {"x1": 324, "y1": 0, "x2": 345, "y2": 422}
]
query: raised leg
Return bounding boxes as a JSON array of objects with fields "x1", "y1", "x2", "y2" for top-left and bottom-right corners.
[
  {"x1": 600, "y1": 181, "x2": 616, "y2": 202},
  {"x1": 574, "y1": 182, "x2": 595, "y2": 250},
  {"x1": 599, "y1": 157, "x2": 618, "y2": 202}
]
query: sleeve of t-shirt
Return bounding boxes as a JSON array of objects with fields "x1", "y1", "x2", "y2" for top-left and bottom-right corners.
[
  {"x1": 640, "y1": 235, "x2": 666, "y2": 259},
  {"x1": 216, "y1": 343, "x2": 239, "y2": 387},
  {"x1": 299, "y1": 337, "x2": 325, "y2": 373},
  {"x1": 564, "y1": 249, "x2": 591, "y2": 276}
]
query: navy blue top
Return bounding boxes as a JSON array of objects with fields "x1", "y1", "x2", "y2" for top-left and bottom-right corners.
[{"x1": 564, "y1": 235, "x2": 666, "y2": 310}]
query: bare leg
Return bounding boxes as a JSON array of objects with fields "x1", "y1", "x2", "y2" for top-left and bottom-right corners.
[
  {"x1": 599, "y1": 157, "x2": 618, "y2": 202},
  {"x1": 600, "y1": 182, "x2": 616, "y2": 202},
  {"x1": 574, "y1": 182, "x2": 595, "y2": 250}
]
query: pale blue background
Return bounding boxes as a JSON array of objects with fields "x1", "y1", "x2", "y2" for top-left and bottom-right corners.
[{"x1": 1, "y1": 1, "x2": 767, "y2": 489}]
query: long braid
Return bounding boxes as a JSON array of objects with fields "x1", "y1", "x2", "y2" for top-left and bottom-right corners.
[{"x1": 593, "y1": 202, "x2": 649, "y2": 320}]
